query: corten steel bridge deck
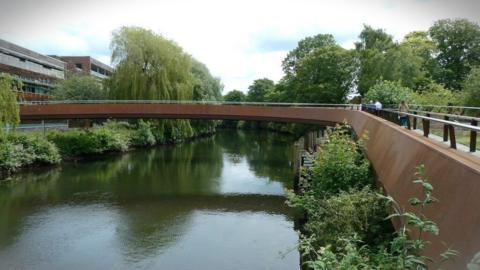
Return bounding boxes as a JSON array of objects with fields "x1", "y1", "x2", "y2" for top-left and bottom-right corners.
[{"x1": 18, "y1": 101, "x2": 480, "y2": 269}]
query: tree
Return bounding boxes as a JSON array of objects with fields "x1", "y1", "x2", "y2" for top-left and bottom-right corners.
[
  {"x1": 464, "y1": 67, "x2": 480, "y2": 108},
  {"x1": 107, "y1": 26, "x2": 194, "y2": 143},
  {"x1": 191, "y1": 58, "x2": 222, "y2": 101},
  {"x1": 401, "y1": 31, "x2": 440, "y2": 86},
  {"x1": 292, "y1": 43, "x2": 355, "y2": 103},
  {"x1": 0, "y1": 74, "x2": 20, "y2": 129},
  {"x1": 223, "y1": 90, "x2": 246, "y2": 102},
  {"x1": 246, "y1": 78, "x2": 275, "y2": 102},
  {"x1": 364, "y1": 80, "x2": 414, "y2": 106},
  {"x1": 51, "y1": 74, "x2": 107, "y2": 100},
  {"x1": 108, "y1": 26, "x2": 193, "y2": 100},
  {"x1": 190, "y1": 58, "x2": 223, "y2": 135},
  {"x1": 382, "y1": 45, "x2": 425, "y2": 90},
  {"x1": 429, "y1": 19, "x2": 480, "y2": 90},
  {"x1": 355, "y1": 25, "x2": 395, "y2": 95},
  {"x1": 282, "y1": 34, "x2": 336, "y2": 77}
]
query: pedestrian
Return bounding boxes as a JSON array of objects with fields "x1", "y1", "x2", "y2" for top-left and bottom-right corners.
[
  {"x1": 398, "y1": 100, "x2": 409, "y2": 127},
  {"x1": 374, "y1": 100, "x2": 382, "y2": 116}
]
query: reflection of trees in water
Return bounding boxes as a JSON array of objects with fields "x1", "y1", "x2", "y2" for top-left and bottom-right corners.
[
  {"x1": 0, "y1": 130, "x2": 296, "y2": 259},
  {"x1": 215, "y1": 130, "x2": 296, "y2": 187},
  {"x1": 0, "y1": 137, "x2": 224, "y2": 250}
]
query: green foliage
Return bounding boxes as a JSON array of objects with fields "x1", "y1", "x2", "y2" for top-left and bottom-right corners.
[
  {"x1": 401, "y1": 31, "x2": 440, "y2": 86},
  {"x1": 287, "y1": 123, "x2": 454, "y2": 269},
  {"x1": 429, "y1": 19, "x2": 480, "y2": 90},
  {"x1": 288, "y1": 187, "x2": 391, "y2": 249},
  {"x1": 364, "y1": 80, "x2": 414, "y2": 106},
  {"x1": 246, "y1": 78, "x2": 275, "y2": 102},
  {"x1": 131, "y1": 120, "x2": 156, "y2": 146},
  {"x1": 464, "y1": 67, "x2": 480, "y2": 109},
  {"x1": 293, "y1": 45, "x2": 355, "y2": 103},
  {"x1": 108, "y1": 26, "x2": 193, "y2": 101},
  {"x1": 413, "y1": 82, "x2": 461, "y2": 107},
  {"x1": 0, "y1": 74, "x2": 20, "y2": 129},
  {"x1": 47, "y1": 127, "x2": 129, "y2": 157},
  {"x1": 107, "y1": 26, "x2": 219, "y2": 141},
  {"x1": 355, "y1": 25, "x2": 395, "y2": 95},
  {"x1": 310, "y1": 125, "x2": 372, "y2": 196},
  {"x1": 191, "y1": 58, "x2": 222, "y2": 101},
  {"x1": 0, "y1": 134, "x2": 60, "y2": 172},
  {"x1": 51, "y1": 74, "x2": 108, "y2": 100},
  {"x1": 223, "y1": 90, "x2": 246, "y2": 102},
  {"x1": 283, "y1": 34, "x2": 337, "y2": 77},
  {"x1": 277, "y1": 34, "x2": 355, "y2": 103}
]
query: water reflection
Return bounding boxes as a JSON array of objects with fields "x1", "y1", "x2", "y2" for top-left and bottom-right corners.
[{"x1": 0, "y1": 130, "x2": 299, "y2": 270}]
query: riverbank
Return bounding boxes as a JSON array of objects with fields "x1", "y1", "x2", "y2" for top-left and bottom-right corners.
[
  {"x1": 0, "y1": 120, "x2": 218, "y2": 178},
  {"x1": 287, "y1": 124, "x2": 455, "y2": 269}
]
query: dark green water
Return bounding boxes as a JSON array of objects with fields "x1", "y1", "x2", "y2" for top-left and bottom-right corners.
[{"x1": 0, "y1": 130, "x2": 300, "y2": 270}]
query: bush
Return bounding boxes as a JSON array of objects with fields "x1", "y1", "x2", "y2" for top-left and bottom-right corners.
[
  {"x1": 0, "y1": 134, "x2": 60, "y2": 172},
  {"x1": 310, "y1": 126, "x2": 372, "y2": 196},
  {"x1": 364, "y1": 80, "x2": 414, "y2": 106},
  {"x1": 131, "y1": 120, "x2": 156, "y2": 146},
  {"x1": 47, "y1": 127, "x2": 129, "y2": 157}
]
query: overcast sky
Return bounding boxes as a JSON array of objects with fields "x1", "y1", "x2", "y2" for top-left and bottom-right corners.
[{"x1": 0, "y1": 0, "x2": 479, "y2": 93}]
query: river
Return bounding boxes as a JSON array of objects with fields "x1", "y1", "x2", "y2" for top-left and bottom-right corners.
[{"x1": 0, "y1": 130, "x2": 300, "y2": 270}]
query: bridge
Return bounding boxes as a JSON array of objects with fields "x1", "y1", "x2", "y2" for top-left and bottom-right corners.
[{"x1": 19, "y1": 101, "x2": 480, "y2": 269}]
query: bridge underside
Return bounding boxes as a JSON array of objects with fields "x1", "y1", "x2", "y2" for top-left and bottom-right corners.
[{"x1": 20, "y1": 103, "x2": 480, "y2": 269}]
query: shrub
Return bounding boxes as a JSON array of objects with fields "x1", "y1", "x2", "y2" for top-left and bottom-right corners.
[
  {"x1": 0, "y1": 134, "x2": 60, "y2": 172},
  {"x1": 131, "y1": 120, "x2": 156, "y2": 146},
  {"x1": 47, "y1": 127, "x2": 129, "y2": 157},
  {"x1": 310, "y1": 125, "x2": 372, "y2": 196}
]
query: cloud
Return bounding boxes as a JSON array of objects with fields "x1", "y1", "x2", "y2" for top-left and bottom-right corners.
[{"x1": 0, "y1": 0, "x2": 479, "y2": 93}]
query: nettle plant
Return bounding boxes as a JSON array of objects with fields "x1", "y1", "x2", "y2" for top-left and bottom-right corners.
[{"x1": 381, "y1": 165, "x2": 458, "y2": 269}]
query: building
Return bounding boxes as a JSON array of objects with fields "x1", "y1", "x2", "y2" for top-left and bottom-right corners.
[
  {"x1": 0, "y1": 38, "x2": 65, "y2": 98},
  {"x1": 51, "y1": 56, "x2": 113, "y2": 79}
]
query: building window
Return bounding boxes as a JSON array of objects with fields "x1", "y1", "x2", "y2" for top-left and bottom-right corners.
[{"x1": 75, "y1": 63, "x2": 83, "y2": 69}]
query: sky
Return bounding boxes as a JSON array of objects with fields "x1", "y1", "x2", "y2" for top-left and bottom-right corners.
[{"x1": 0, "y1": 0, "x2": 479, "y2": 93}]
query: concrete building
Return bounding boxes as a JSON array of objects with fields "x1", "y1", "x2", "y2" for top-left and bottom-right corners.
[
  {"x1": 0, "y1": 38, "x2": 65, "y2": 97},
  {"x1": 51, "y1": 56, "x2": 113, "y2": 79}
]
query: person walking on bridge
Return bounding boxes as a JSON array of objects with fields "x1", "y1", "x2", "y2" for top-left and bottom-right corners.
[{"x1": 398, "y1": 100, "x2": 409, "y2": 128}]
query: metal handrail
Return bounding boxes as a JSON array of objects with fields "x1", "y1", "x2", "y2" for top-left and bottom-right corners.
[
  {"x1": 381, "y1": 109, "x2": 480, "y2": 132},
  {"x1": 18, "y1": 100, "x2": 361, "y2": 108},
  {"x1": 383, "y1": 104, "x2": 480, "y2": 111},
  {"x1": 396, "y1": 109, "x2": 480, "y2": 123},
  {"x1": 378, "y1": 108, "x2": 479, "y2": 152}
]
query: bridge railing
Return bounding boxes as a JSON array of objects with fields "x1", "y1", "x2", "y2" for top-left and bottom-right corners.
[
  {"x1": 368, "y1": 107, "x2": 480, "y2": 152},
  {"x1": 18, "y1": 100, "x2": 362, "y2": 108}
]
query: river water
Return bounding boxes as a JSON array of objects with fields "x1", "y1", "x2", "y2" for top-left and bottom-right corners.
[{"x1": 0, "y1": 130, "x2": 300, "y2": 270}]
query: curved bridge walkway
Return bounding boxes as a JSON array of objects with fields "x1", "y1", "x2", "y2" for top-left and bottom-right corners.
[{"x1": 19, "y1": 101, "x2": 480, "y2": 269}]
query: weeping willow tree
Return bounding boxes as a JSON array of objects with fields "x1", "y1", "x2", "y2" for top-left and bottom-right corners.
[
  {"x1": 0, "y1": 74, "x2": 20, "y2": 133},
  {"x1": 108, "y1": 26, "x2": 195, "y2": 143}
]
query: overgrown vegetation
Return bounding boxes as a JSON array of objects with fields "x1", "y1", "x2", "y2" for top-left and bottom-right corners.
[
  {"x1": 287, "y1": 125, "x2": 455, "y2": 269},
  {"x1": 0, "y1": 133, "x2": 60, "y2": 172},
  {"x1": 1, "y1": 120, "x2": 178, "y2": 173}
]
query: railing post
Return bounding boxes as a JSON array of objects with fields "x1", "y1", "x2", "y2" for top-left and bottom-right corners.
[
  {"x1": 413, "y1": 112, "x2": 417, "y2": 130},
  {"x1": 471, "y1": 120, "x2": 478, "y2": 152},
  {"x1": 423, "y1": 113, "x2": 430, "y2": 137},
  {"x1": 443, "y1": 116, "x2": 449, "y2": 142},
  {"x1": 449, "y1": 125, "x2": 456, "y2": 149},
  {"x1": 407, "y1": 116, "x2": 411, "y2": 130}
]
